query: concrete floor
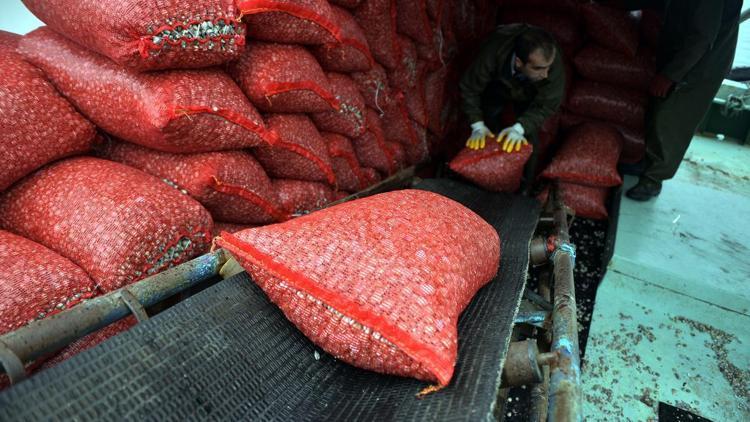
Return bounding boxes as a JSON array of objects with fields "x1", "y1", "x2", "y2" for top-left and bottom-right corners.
[{"x1": 582, "y1": 136, "x2": 750, "y2": 421}]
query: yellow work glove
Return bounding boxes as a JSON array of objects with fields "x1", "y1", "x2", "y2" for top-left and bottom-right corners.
[
  {"x1": 466, "y1": 121, "x2": 495, "y2": 150},
  {"x1": 498, "y1": 122, "x2": 528, "y2": 153}
]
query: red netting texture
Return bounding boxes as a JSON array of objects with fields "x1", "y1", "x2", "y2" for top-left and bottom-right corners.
[
  {"x1": 449, "y1": 141, "x2": 533, "y2": 193},
  {"x1": 309, "y1": 5, "x2": 374, "y2": 72}
]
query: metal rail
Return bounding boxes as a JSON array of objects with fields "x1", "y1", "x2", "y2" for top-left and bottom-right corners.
[
  {"x1": 547, "y1": 184, "x2": 583, "y2": 421},
  {"x1": 0, "y1": 250, "x2": 228, "y2": 382}
]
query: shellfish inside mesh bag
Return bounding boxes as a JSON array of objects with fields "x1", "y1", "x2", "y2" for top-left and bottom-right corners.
[
  {"x1": 449, "y1": 141, "x2": 533, "y2": 193},
  {"x1": 352, "y1": 109, "x2": 395, "y2": 175},
  {"x1": 0, "y1": 230, "x2": 98, "y2": 336},
  {"x1": 18, "y1": 27, "x2": 274, "y2": 154},
  {"x1": 311, "y1": 73, "x2": 367, "y2": 138},
  {"x1": 580, "y1": 3, "x2": 640, "y2": 58},
  {"x1": 253, "y1": 114, "x2": 337, "y2": 185},
  {"x1": 216, "y1": 189, "x2": 500, "y2": 385},
  {"x1": 0, "y1": 157, "x2": 213, "y2": 293},
  {"x1": 353, "y1": 0, "x2": 402, "y2": 70},
  {"x1": 238, "y1": 0, "x2": 342, "y2": 45},
  {"x1": 0, "y1": 30, "x2": 95, "y2": 192},
  {"x1": 274, "y1": 179, "x2": 336, "y2": 215},
  {"x1": 541, "y1": 122, "x2": 623, "y2": 187},
  {"x1": 229, "y1": 42, "x2": 340, "y2": 114},
  {"x1": 325, "y1": 132, "x2": 366, "y2": 192},
  {"x1": 351, "y1": 62, "x2": 391, "y2": 112},
  {"x1": 21, "y1": 0, "x2": 245, "y2": 71},
  {"x1": 309, "y1": 5, "x2": 374, "y2": 73},
  {"x1": 566, "y1": 80, "x2": 647, "y2": 131},
  {"x1": 100, "y1": 140, "x2": 287, "y2": 225}
]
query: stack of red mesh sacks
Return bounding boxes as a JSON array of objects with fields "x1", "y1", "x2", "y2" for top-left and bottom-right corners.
[
  {"x1": 497, "y1": 1, "x2": 658, "y2": 164},
  {"x1": 0, "y1": 0, "x2": 291, "y2": 381}
]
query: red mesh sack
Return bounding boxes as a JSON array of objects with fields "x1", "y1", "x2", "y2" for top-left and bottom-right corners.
[
  {"x1": 351, "y1": 63, "x2": 392, "y2": 112},
  {"x1": 101, "y1": 141, "x2": 287, "y2": 225},
  {"x1": 254, "y1": 114, "x2": 337, "y2": 185},
  {"x1": 274, "y1": 179, "x2": 335, "y2": 215},
  {"x1": 389, "y1": 36, "x2": 428, "y2": 126},
  {"x1": 559, "y1": 113, "x2": 645, "y2": 165},
  {"x1": 382, "y1": 94, "x2": 420, "y2": 147},
  {"x1": 573, "y1": 45, "x2": 655, "y2": 91},
  {"x1": 215, "y1": 189, "x2": 500, "y2": 385},
  {"x1": 541, "y1": 123, "x2": 623, "y2": 187},
  {"x1": 449, "y1": 141, "x2": 533, "y2": 192},
  {"x1": 425, "y1": 0, "x2": 442, "y2": 21},
  {"x1": 0, "y1": 230, "x2": 98, "y2": 335},
  {"x1": 212, "y1": 222, "x2": 257, "y2": 238},
  {"x1": 354, "y1": 0, "x2": 402, "y2": 70},
  {"x1": 451, "y1": 0, "x2": 478, "y2": 43},
  {"x1": 353, "y1": 110, "x2": 395, "y2": 174},
  {"x1": 21, "y1": 0, "x2": 245, "y2": 71},
  {"x1": 0, "y1": 157, "x2": 213, "y2": 293},
  {"x1": 425, "y1": 67, "x2": 448, "y2": 135},
  {"x1": 361, "y1": 167, "x2": 383, "y2": 187},
  {"x1": 500, "y1": 0, "x2": 580, "y2": 14},
  {"x1": 330, "y1": 0, "x2": 363, "y2": 8},
  {"x1": 309, "y1": 6, "x2": 374, "y2": 73},
  {"x1": 229, "y1": 42, "x2": 340, "y2": 114},
  {"x1": 0, "y1": 31, "x2": 95, "y2": 192},
  {"x1": 580, "y1": 4, "x2": 639, "y2": 58},
  {"x1": 405, "y1": 120, "x2": 430, "y2": 165},
  {"x1": 238, "y1": 0, "x2": 341, "y2": 44},
  {"x1": 19, "y1": 28, "x2": 272, "y2": 154},
  {"x1": 499, "y1": 10, "x2": 583, "y2": 58},
  {"x1": 333, "y1": 191, "x2": 352, "y2": 201},
  {"x1": 396, "y1": 0, "x2": 432, "y2": 45},
  {"x1": 325, "y1": 132, "x2": 366, "y2": 192},
  {"x1": 41, "y1": 317, "x2": 137, "y2": 370},
  {"x1": 559, "y1": 183, "x2": 609, "y2": 220},
  {"x1": 536, "y1": 114, "x2": 561, "y2": 166},
  {"x1": 311, "y1": 73, "x2": 367, "y2": 138},
  {"x1": 566, "y1": 80, "x2": 647, "y2": 130},
  {"x1": 385, "y1": 141, "x2": 406, "y2": 171}
]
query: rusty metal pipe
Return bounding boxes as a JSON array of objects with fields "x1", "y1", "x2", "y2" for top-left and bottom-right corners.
[
  {"x1": 547, "y1": 184, "x2": 583, "y2": 422},
  {"x1": 0, "y1": 249, "x2": 227, "y2": 377}
]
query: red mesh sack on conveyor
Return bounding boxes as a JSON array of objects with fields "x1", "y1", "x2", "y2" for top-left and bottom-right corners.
[
  {"x1": 580, "y1": 3, "x2": 639, "y2": 58},
  {"x1": 542, "y1": 123, "x2": 623, "y2": 187},
  {"x1": 238, "y1": 0, "x2": 341, "y2": 44},
  {"x1": 309, "y1": 6, "x2": 374, "y2": 73},
  {"x1": 351, "y1": 63, "x2": 392, "y2": 113},
  {"x1": 325, "y1": 132, "x2": 366, "y2": 192},
  {"x1": 396, "y1": 0, "x2": 432, "y2": 46},
  {"x1": 0, "y1": 230, "x2": 98, "y2": 335},
  {"x1": 229, "y1": 42, "x2": 339, "y2": 114},
  {"x1": 573, "y1": 45, "x2": 655, "y2": 91},
  {"x1": 215, "y1": 189, "x2": 500, "y2": 385},
  {"x1": 311, "y1": 73, "x2": 367, "y2": 138},
  {"x1": 559, "y1": 113, "x2": 645, "y2": 165},
  {"x1": 353, "y1": 109, "x2": 395, "y2": 174},
  {"x1": 361, "y1": 167, "x2": 383, "y2": 187},
  {"x1": 0, "y1": 158, "x2": 213, "y2": 293},
  {"x1": 19, "y1": 28, "x2": 273, "y2": 154},
  {"x1": 101, "y1": 141, "x2": 287, "y2": 225},
  {"x1": 212, "y1": 222, "x2": 257, "y2": 238},
  {"x1": 498, "y1": 10, "x2": 583, "y2": 58},
  {"x1": 274, "y1": 179, "x2": 335, "y2": 215},
  {"x1": 0, "y1": 31, "x2": 95, "y2": 192},
  {"x1": 542, "y1": 183, "x2": 609, "y2": 220},
  {"x1": 40, "y1": 317, "x2": 137, "y2": 370},
  {"x1": 254, "y1": 114, "x2": 337, "y2": 185},
  {"x1": 21, "y1": 0, "x2": 245, "y2": 71},
  {"x1": 566, "y1": 80, "x2": 647, "y2": 130},
  {"x1": 354, "y1": 0, "x2": 402, "y2": 70},
  {"x1": 449, "y1": 141, "x2": 533, "y2": 193}
]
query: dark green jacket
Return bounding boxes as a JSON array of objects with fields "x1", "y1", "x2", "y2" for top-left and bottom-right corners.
[
  {"x1": 459, "y1": 24, "x2": 565, "y2": 136},
  {"x1": 658, "y1": 0, "x2": 742, "y2": 84}
]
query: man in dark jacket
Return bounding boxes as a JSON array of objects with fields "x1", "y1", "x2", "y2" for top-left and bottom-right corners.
[
  {"x1": 459, "y1": 24, "x2": 565, "y2": 190},
  {"x1": 626, "y1": 0, "x2": 742, "y2": 200}
]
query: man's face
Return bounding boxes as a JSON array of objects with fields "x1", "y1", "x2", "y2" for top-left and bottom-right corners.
[{"x1": 515, "y1": 48, "x2": 555, "y2": 82}]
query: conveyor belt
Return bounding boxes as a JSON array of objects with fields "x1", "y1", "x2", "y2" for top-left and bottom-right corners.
[{"x1": 0, "y1": 178, "x2": 541, "y2": 421}]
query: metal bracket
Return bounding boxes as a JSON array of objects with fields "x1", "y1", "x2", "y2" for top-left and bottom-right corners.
[
  {"x1": 119, "y1": 288, "x2": 149, "y2": 322},
  {"x1": 0, "y1": 340, "x2": 26, "y2": 384}
]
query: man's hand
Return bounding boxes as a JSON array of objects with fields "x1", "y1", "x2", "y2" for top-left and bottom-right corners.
[
  {"x1": 466, "y1": 121, "x2": 494, "y2": 150},
  {"x1": 498, "y1": 123, "x2": 528, "y2": 153},
  {"x1": 649, "y1": 74, "x2": 675, "y2": 98}
]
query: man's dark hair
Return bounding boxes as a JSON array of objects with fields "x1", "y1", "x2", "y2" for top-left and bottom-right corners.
[{"x1": 514, "y1": 28, "x2": 557, "y2": 63}]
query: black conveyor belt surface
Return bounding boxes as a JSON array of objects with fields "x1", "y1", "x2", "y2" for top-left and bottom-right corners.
[{"x1": 0, "y1": 178, "x2": 540, "y2": 421}]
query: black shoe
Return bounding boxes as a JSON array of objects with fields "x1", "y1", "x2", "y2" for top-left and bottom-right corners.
[{"x1": 625, "y1": 178, "x2": 662, "y2": 201}]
